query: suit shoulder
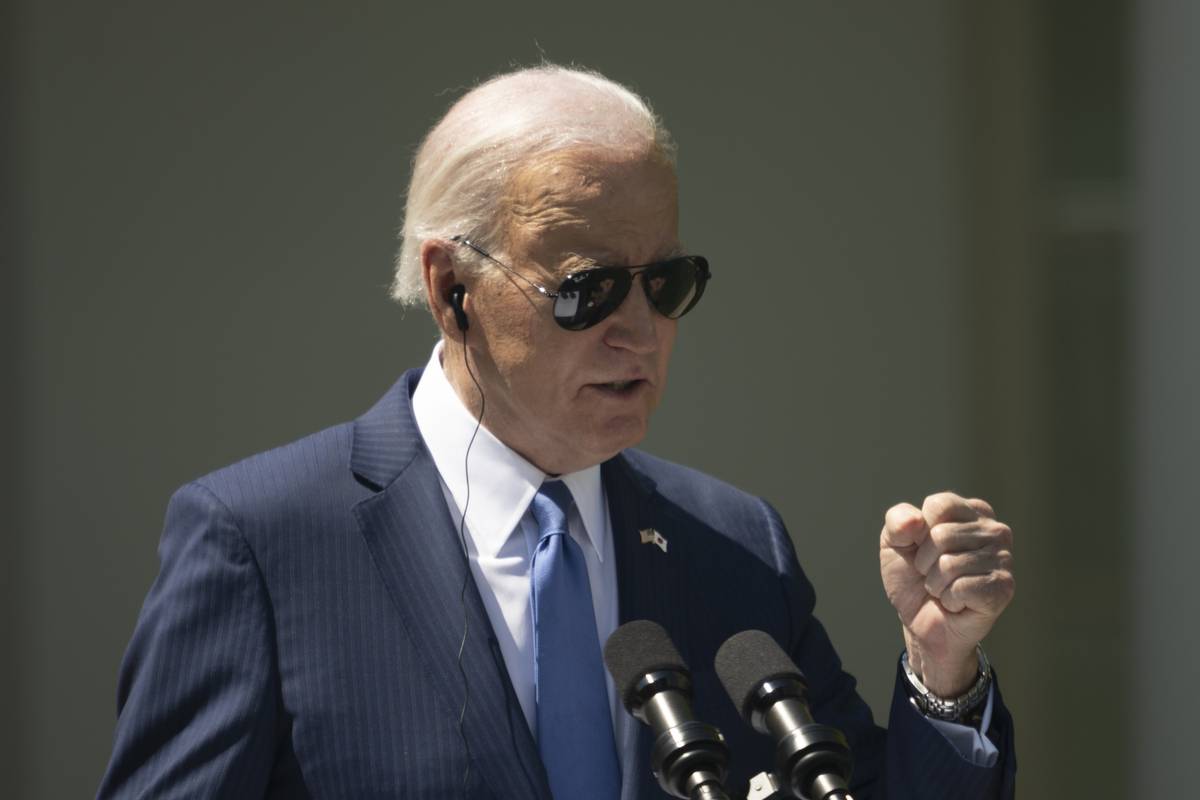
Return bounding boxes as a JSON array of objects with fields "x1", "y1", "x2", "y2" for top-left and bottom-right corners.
[
  {"x1": 186, "y1": 422, "x2": 363, "y2": 525},
  {"x1": 619, "y1": 448, "x2": 771, "y2": 517}
]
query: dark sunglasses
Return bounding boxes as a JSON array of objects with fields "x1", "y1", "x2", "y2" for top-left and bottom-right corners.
[{"x1": 450, "y1": 236, "x2": 711, "y2": 331}]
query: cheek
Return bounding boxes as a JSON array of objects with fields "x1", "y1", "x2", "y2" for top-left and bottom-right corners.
[
  {"x1": 477, "y1": 288, "x2": 543, "y2": 371},
  {"x1": 495, "y1": 321, "x2": 575, "y2": 406},
  {"x1": 657, "y1": 322, "x2": 678, "y2": 370}
]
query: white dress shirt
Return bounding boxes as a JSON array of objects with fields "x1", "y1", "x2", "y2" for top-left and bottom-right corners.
[{"x1": 411, "y1": 342, "x2": 625, "y2": 752}]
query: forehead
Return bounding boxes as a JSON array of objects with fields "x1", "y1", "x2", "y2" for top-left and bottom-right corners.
[{"x1": 503, "y1": 147, "x2": 679, "y2": 264}]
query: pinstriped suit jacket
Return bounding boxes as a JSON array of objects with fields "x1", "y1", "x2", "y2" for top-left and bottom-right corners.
[{"x1": 98, "y1": 368, "x2": 1015, "y2": 799}]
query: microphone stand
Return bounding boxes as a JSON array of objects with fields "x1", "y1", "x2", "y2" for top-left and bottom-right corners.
[
  {"x1": 691, "y1": 784, "x2": 732, "y2": 800},
  {"x1": 638, "y1": 670, "x2": 733, "y2": 800},
  {"x1": 747, "y1": 771, "x2": 855, "y2": 800}
]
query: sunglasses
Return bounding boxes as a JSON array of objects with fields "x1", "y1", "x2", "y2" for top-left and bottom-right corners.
[{"x1": 451, "y1": 236, "x2": 711, "y2": 331}]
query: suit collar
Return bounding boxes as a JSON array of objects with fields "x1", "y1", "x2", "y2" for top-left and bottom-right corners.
[{"x1": 349, "y1": 368, "x2": 425, "y2": 490}]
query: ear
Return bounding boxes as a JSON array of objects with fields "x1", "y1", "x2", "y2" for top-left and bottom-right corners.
[{"x1": 421, "y1": 239, "x2": 468, "y2": 341}]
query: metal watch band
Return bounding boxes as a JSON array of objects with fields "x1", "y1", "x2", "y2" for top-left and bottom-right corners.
[{"x1": 901, "y1": 644, "x2": 992, "y2": 722}]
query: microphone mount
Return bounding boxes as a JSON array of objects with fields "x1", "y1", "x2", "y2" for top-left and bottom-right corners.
[
  {"x1": 604, "y1": 621, "x2": 734, "y2": 800},
  {"x1": 714, "y1": 629, "x2": 856, "y2": 800},
  {"x1": 630, "y1": 670, "x2": 732, "y2": 800},
  {"x1": 749, "y1": 677, "x2": 852, "y2": 800}
]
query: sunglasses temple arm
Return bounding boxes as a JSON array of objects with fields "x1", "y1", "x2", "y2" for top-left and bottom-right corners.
[{"x1": 449, "y1": 236, "x2": 557, "y2": 299}]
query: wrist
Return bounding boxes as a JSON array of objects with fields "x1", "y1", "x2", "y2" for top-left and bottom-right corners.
[
  {"x1": 901, "y1": 633, "x2": 979, "y2": 697},
  {"x1": 901, "y1": 644, "x2": 992, "y2": 723}
]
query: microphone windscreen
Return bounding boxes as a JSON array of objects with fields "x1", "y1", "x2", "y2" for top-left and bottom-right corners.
[
  {"x1": 714, "y1": 629, "x2": 804, "y2": 721},
  {"x1": 603, "y1": 620, "x2": 689, "y2": 711}
]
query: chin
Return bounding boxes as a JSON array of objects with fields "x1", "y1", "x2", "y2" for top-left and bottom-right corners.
[{"x1": 587, "y1": 416, "x2": 650, "y2": 459}]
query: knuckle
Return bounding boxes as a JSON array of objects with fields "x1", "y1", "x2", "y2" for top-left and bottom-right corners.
[
  {"x1": 928, "y1": 521, "x2": 956, "y2": 547},
  {"x1": 969, "y1": 497, "x2": 996, "y2": 517},
  {"x1": 988, "y1": 571, "x2": 1016, "y2": 604},
  {"x1": 995, "y1": 569, "x2": 1015, "y2": 592},
  {"x1": 923, "y1": 490, "x2": 973, "y2": 523},
  {"x1": 921, "y1": 493, "x2": 945, "y2": 517},
  {"x1": 923, "y1": 491, "x2": 951, "y2": 508},
  {"x1": 983, "y1": 521, "x2": 1012, "y2": 546}
]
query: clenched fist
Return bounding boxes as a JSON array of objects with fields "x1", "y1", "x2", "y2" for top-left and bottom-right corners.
[{"x1": 880, "y1": 492, "x2": 1015, "y2": 697}]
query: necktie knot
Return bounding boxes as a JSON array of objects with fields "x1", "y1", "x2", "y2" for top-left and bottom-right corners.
[{"x1": 531, "y1": 480, "x2": 573, "y2": 542}]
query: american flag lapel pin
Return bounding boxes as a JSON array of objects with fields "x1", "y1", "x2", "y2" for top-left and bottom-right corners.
[{"x1": 639, "y1": 528, "x2": 668, "y2": 553}]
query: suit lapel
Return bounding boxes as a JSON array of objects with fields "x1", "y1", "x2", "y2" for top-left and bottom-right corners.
[
  {"x1": 350, "y1": 370, "x2": 551, "y2": 800},
  {"x1": 605, "y1": 454, "x2": 683, "y2": 639},
  {"x1": 604, "y1": 455, "x2": 692, "y2": 800}
]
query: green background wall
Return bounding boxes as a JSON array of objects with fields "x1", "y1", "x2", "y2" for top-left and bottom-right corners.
[{"x1": 9, "y1": 2, "x2": 1177, "y2": 797}]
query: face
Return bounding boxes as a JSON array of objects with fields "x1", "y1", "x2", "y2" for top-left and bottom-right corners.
[{"x1": 453, "y1": 148, "x2": 681, "y2": 475}]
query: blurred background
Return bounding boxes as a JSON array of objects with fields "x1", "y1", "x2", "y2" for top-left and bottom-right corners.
[{"x1": 5, "y1": 1, "x2": 1196, "y2": 797}]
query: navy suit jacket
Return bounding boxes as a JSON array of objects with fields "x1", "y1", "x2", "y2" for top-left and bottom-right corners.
[{"x1": 99, "y1": 369, "x2": 1015, "y2": 799}]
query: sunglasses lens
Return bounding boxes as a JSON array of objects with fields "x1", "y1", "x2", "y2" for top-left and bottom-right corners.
[
  {"x1": 553, "y1": 269, "x2": 632, "y2": 331},
  {"x1": 645, "y1": 256, "x2": 710, "y2": 319},
  {"x1": 551, "y1": 256, "x2": 711, "y2": 330}
]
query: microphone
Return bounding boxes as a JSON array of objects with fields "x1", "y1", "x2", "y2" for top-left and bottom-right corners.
[
  {"x1": 715, "y1": 630, "x2": 855, "y2": 800},
  {"x1": 603, "y1": 620, "x2": 732, "y2": 800}
]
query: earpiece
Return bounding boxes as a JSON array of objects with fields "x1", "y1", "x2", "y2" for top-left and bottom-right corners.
[{"x1": 449, "y1": 284, "x2": 469, "y2": 332}]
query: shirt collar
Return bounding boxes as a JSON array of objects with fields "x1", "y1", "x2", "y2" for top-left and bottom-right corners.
[{"x1": 411, "y1": 341, "x2": 608, "y2": 562}]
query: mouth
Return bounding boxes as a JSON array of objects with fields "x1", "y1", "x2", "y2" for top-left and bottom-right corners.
[{"x1": 589, "y1": 378, "x2": 648, "y2": 397}]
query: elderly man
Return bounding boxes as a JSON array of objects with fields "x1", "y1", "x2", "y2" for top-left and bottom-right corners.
[{"x1": 99, "y1": 66, "x2": 1016, "y2": 799}]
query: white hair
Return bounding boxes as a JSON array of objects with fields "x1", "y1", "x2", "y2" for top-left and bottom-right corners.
[{"x1": 390, "y1": 64, "x2": 676, "y2": 306}]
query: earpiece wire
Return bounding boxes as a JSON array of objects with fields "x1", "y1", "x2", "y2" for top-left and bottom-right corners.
[{"x1": 456, "y1": 323, "x2": 486, "y2": 798}]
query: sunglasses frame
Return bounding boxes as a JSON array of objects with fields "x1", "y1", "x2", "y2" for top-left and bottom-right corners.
[{"x1": 449, "y1": 235, "x2": 710, "y2": 331}]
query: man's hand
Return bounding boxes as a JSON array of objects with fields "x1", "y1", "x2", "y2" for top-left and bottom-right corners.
[{"x1": 880, "y1": 492, "x2": 1015, "y2": 697}]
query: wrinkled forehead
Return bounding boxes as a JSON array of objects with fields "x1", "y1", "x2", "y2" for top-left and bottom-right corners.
[{"x1": 501, "y1": 146, "x2": 680, "y2": 266}]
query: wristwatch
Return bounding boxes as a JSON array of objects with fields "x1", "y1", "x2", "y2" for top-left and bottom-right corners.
[{"x1": 901, "y1": 644, "x2": 992, "y2": 723}]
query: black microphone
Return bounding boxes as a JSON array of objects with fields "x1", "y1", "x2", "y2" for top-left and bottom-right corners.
[
  {"x1": 603, "y1": 620, "x2": 732, "y2": 800},
  {"x1": 715, "y1": 630, "x2": 855, "y2": 800}
]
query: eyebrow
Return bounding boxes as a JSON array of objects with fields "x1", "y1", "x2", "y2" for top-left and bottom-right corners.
[{"x1": 562, "y1": 244, "x2": 686, "y2": 268}]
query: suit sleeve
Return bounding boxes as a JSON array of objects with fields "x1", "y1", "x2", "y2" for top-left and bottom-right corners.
[
  {"x1": 97, "y1": 482, "x2": 278, "y2": 799},
  {"x1": 758, "y1": 498, "x2": 1017, "y2": 800}
]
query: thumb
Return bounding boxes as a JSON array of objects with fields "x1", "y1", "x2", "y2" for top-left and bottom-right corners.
[{"x1": 881, "y1": 502, "x2": 929, "y2": 550}]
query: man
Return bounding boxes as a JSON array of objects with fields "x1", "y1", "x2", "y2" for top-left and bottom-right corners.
[{"x1": 99, "y1": 66, "x2": 1016, "y2": 799}]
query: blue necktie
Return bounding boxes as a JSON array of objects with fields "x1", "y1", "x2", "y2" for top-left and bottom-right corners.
[{"x1": 530, "y1": 480, "x2": 621, "y2": 799}]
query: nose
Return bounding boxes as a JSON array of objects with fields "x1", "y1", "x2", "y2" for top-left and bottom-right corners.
[{"x1": 601, "y1": 275, "x2": 660, "y2": 354}]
